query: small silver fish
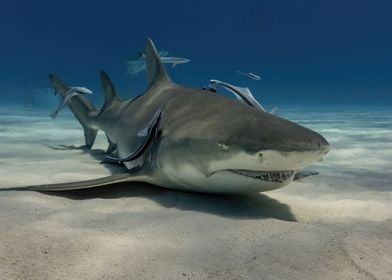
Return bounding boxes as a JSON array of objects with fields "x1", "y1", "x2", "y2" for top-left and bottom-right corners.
[
  {"x1": 237, "y1": 70, "x2": 261, "y2": 80},
  {"x1": 50, "y1": 87, "x2": 93, "y2": 119},
  {"x1": 138, "y1": 52, "x2": 190, "y2": 67},
  {"x1": 209, "y1": 79, "x2": 265, "y2": 111},
  {"x1": 160, "y1": 56, "x2": 190, "y2": 67},
  {"x1": 126, "y1": 51, "x2": 190, "y2": 75}
]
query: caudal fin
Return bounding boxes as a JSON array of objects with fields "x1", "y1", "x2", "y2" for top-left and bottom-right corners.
[{"x1": 49, "y1": 74, "x2": 98, "y2": 148}]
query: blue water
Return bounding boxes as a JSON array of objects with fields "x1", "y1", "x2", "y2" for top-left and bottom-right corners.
[
  {"x1": 1, "y1": 3, "x2": 392, "y2": 276},
  {"x1": 1, "y1": 0, "x2": 391, "y2": 107}
]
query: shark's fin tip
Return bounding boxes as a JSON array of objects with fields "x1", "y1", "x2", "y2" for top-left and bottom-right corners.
[
  {"x1": 100, "y1": 71, "x2": 121, "y2": 109},
  {"x1": 144, "y1": 38, "x2": 171, "y2": 89}
]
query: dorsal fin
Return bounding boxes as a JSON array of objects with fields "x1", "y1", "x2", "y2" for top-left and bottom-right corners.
[
  {"x1": 100, "y1": 70, "x2": 121, "y2": 109},
  {"x1": 145, "y1": 38, "x2": 171, "y2": 88}
]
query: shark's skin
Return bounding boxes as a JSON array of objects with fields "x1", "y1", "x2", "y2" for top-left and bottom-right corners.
[{"x1": 2, "y1": 38, "x2": 329, "y2": 193}]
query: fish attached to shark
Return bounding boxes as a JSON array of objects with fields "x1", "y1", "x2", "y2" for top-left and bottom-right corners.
[
  {"x1": 50, "y1": 86, "x2": 93, "y2": 119},
  {"x1": 208, "y1": 79, "x2": 279, "y2": 115},
  {"x1": 209, "y1": 79, "x2": 266, "y2": 111},
  {"x1": 3, "y1": 38, "x2": 329, "y2": 194}
]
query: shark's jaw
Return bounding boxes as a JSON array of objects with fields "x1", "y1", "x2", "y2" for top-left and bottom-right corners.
[
  {"x1": 201, "y1": 169, "x2": 296, "y2": 192},
  {"x1": 226, "y1": 169, "x2": 295, "y2": 183},
  {"x1": 202, "y1": 149, "x2": 327, "y2": 192},
  {"x1": 154, "y1": 148, "x2": 327, "y2": 194},
  {"x1": 155, "y1": 165, "x2": 296, "y2": 194}
]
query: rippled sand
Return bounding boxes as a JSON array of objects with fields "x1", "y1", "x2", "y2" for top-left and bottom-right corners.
[{"x1": 0, "y1": 105, "x2": 391, "y2": 279}]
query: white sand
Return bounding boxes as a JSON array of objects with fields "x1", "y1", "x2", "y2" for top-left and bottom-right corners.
[{"x1": 0, "y1": 105, "x2": 391, "y2": 279}]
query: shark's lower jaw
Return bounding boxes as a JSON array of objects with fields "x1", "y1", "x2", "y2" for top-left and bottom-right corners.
[{"x1": 227, "y1": 169, "x2": 295, "y2": 183}]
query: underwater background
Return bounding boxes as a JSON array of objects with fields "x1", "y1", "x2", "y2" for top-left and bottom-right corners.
[
  {"x1": 1, "y1": 1, "x2": 392, "y2": 279},
  {"x1": 1, "y1": 0, "x2": 391, "y2": 107}
]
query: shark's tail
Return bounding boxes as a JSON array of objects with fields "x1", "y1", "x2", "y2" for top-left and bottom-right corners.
[{"x1": 49, "y1": 74, "x2": 99, "y2": 148}]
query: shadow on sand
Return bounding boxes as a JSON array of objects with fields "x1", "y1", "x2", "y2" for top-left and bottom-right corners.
[
  {"x1": 44, "y1": 145, "x2": 126, "y2": 174},
  {"x1": 42, "y1": 145, "x2": 296, "y2": 222},
  {"x1": 41, "y1": 182, "x2": 296, "y2": 222}
]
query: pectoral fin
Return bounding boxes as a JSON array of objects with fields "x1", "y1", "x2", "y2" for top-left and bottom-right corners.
[
  {"x1": 105, "y1": 134, "x2": 117, "y2": 154},
  {"x1": 107, "y1": 107, "x2": 163, "y2": 163},
  {"x1": 0, "y1": 173, "x2": 135, "y2": 191}
]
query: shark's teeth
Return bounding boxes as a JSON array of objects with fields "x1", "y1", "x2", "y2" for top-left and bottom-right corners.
[{"x1": 229, "y1": 170, "x2": 294, "y2": 183}]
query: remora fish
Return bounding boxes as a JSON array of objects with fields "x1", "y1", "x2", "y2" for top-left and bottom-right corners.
[
  {"x1": 126, "y1": 50, "x2": 169, "y2": 75},
  {"x1": 139, "y1": 52, "x2": 190, "y2": 67},
  {"x1": 160, "y1": 56, "x2": 190, "y2": 67},
  {"x1": 209, "y1": 79, "x2": 266, "y2": 111},
  {"x1": 237, "y1": 71, "x2": 261, "y2": 80},
  {"x1": 2, "y1": 38, "x2": 329, "y2": 194},
  {"x1": 126, "y1": 51, "x2": 190, "y2": 75},
  {"x1": 50, "y1": 87, "x2": 93, "y2": 119}
]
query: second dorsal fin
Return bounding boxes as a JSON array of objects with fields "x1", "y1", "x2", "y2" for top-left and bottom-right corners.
[
  {"x1": 145, "y1": 38, "x2": 171, "y2": 89},
  {"x1": 100, "y1": 70, "x2": 121, "y2": 109}
]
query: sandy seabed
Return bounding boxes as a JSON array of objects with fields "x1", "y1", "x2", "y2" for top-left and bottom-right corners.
[{"x1": 0, "y1": 105, "x2": 391, "y2": 280}]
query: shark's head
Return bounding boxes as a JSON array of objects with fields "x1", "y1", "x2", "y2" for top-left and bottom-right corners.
[
  {"x1": 141, "y1": 38, "x2": 329, "y2": 194},
  {"x1": 153, "y1": 91, "x2": 329, "y2": 193}
]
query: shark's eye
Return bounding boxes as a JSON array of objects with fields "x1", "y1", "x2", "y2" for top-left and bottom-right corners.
[
  {"x1": 258, "y1": 152, "x2": 263, "y2": 158},
  {"x1": 218, "y1": 143, "x2": 230, "y2": 151}
]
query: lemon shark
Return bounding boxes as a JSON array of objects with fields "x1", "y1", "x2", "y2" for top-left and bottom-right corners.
[{"x1": 3, "y1": 38, "x2": 329, "y2": 194}]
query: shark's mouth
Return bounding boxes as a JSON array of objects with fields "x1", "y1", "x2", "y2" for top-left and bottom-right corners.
[{"x1": 228, "y1": 169, "x2": 295, "y2": 183}]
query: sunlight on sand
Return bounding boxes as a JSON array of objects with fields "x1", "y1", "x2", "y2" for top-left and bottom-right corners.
[{"x1": 0, "y1": 105, "x2": 391, "y2": 279}]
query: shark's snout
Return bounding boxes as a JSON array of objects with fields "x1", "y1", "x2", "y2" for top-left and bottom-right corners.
[
  {"x1": 252, "y1": 113, "x2": 330, "y2": 155},
  {"x1": 300, "y1": 129, "x2": 330, "y2": 153},
  {"x1": 292, "y1": 130, "x2": 330, "y2": 156},
  {"x1": 253, "y1": 118, "x2": 330, "y2": 170},
  {"x1": 318, "y1": 135, "x2": 330, "y2": 154}
]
